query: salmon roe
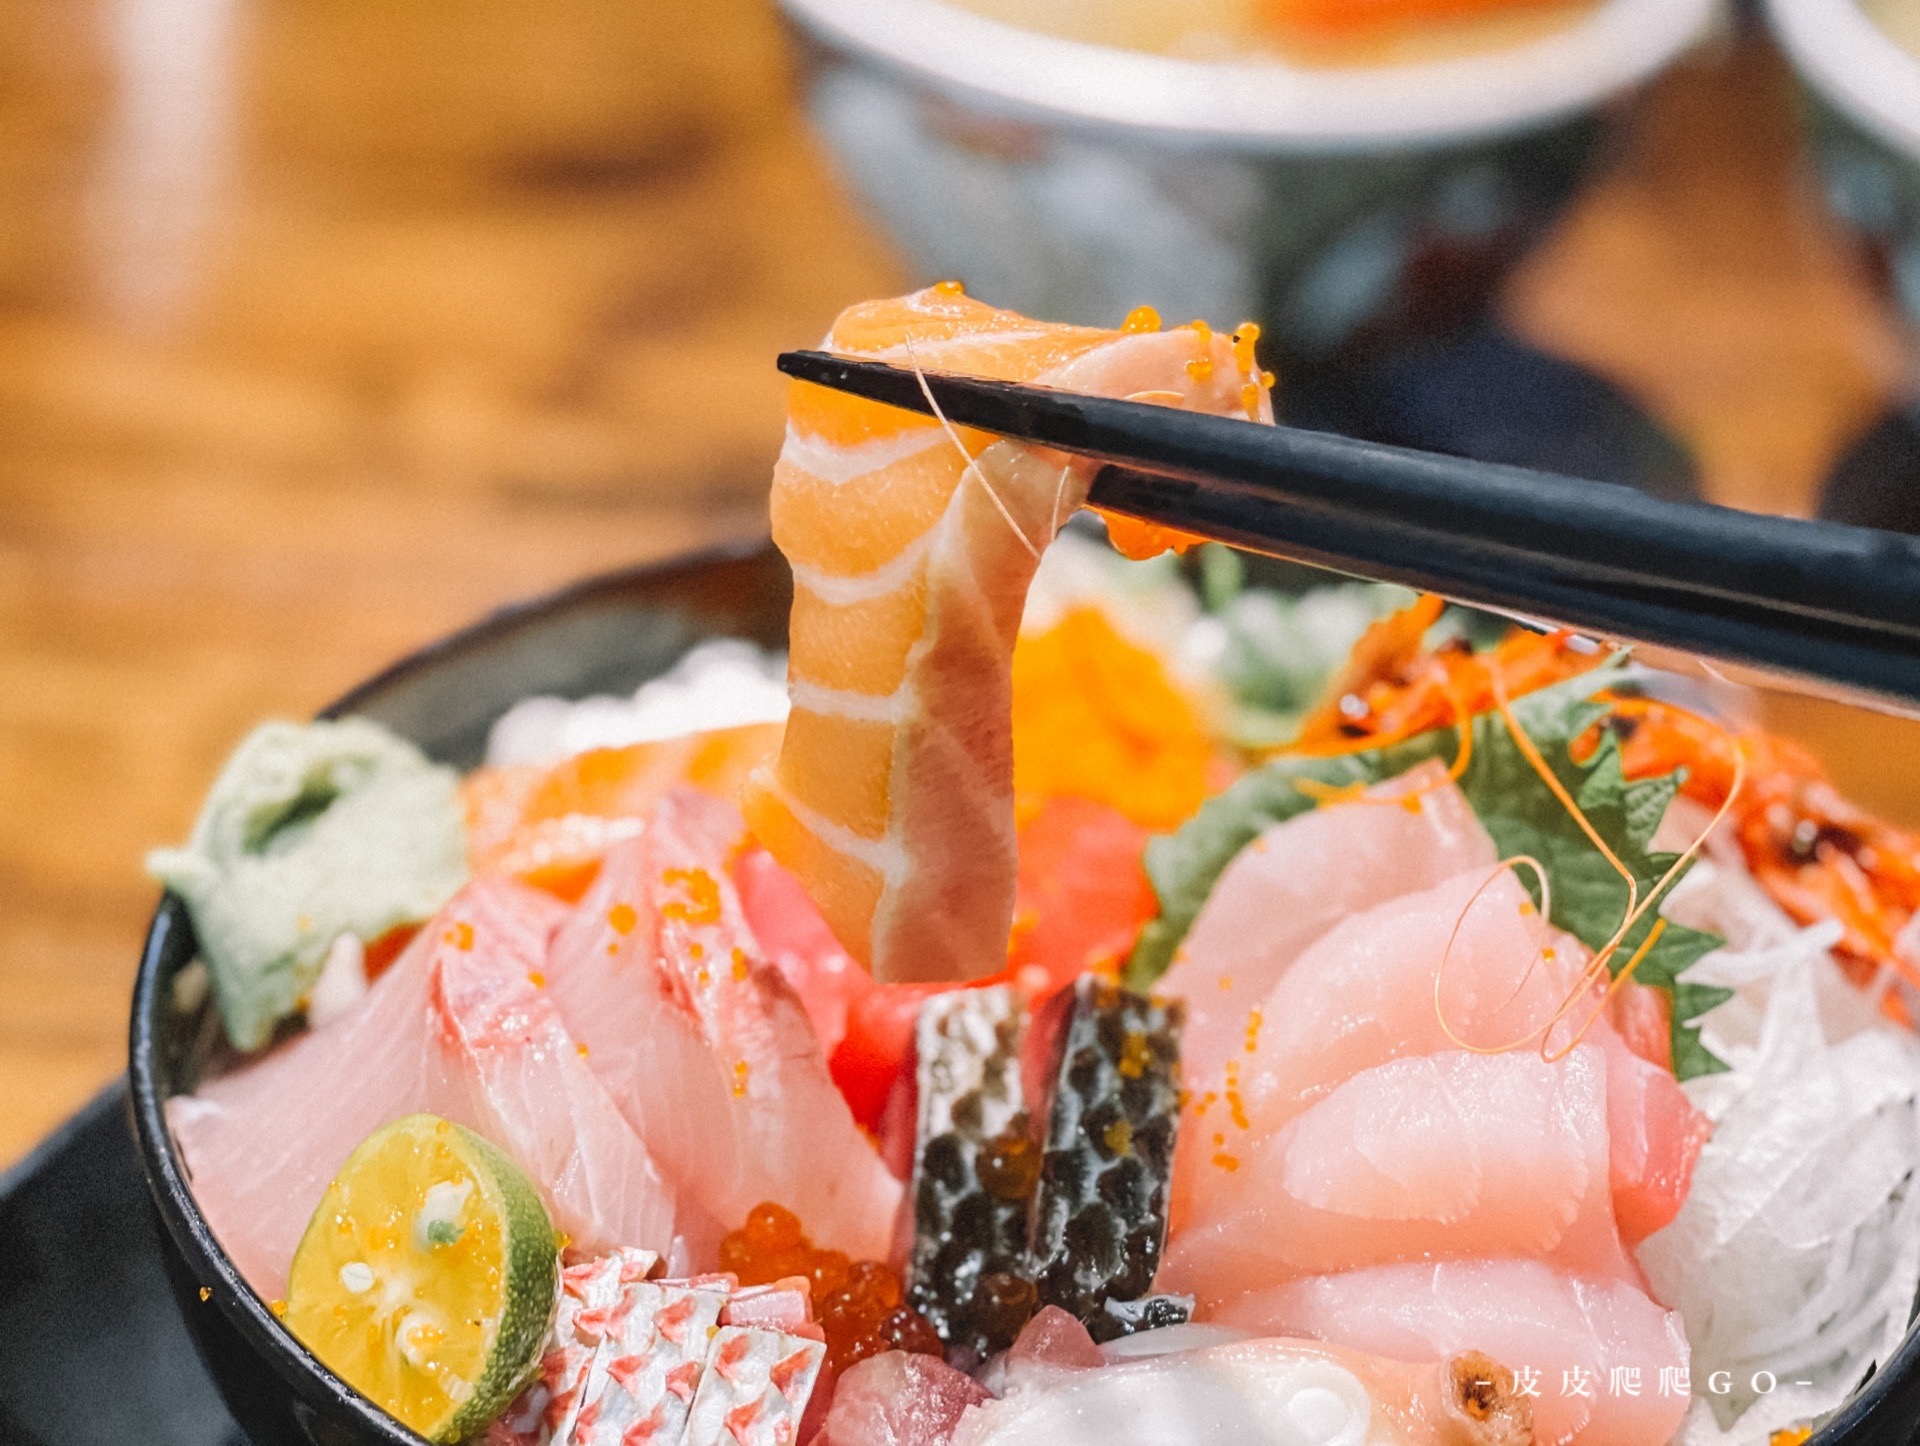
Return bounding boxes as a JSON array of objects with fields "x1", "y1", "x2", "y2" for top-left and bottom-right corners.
[{"x1": 719, "y1": 1203, "x2": 943, "y2": 1372}]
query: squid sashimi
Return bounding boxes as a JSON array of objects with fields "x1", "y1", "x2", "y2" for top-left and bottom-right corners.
[
  {"x1": 742, "y1": 286, "x2": 1272, "y2": 982},
  {"x1": 1216, "y1": 1258, "x2": 1690, "y2": 1446},
  {"x1": 1160, "y1": 761, "x2": 1497, "y2": 1094},
  {"x1": 166, "y1": 877, "x2": 676, "y2": 1300},
  {"x1": 953, "y1": 1336, "x2": 1532, "y2": 1446},
  {"x1": 544, "y1": 787, "x2": 901, "y2": 1259},
  {"x1": 1164, "y1": 1046, "x2": 1633, "y2": 1303}
]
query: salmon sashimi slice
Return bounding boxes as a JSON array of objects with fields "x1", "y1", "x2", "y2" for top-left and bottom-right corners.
[
  {"x1": 743, "y1": 287, "x2": 1273, "y2": 982},
  {"x1": 1215, "y1": 1258, "x2": 1691, "y2": 1446},
  {"x1": 1160, "y1": 761, "x2": 1498, "y2": 1097},
  {"x1": 1163, "y1": 1046, "x2": 1634, "y2": 1305},
  {"x1": 464, "y1": 723, "x2": 784, "y2": 901},
  {"x1": 544, "y1": 787, "x2": 902, "y2": 1259},
  {"x1": 166, "y1": 877, "x2": 677, "y2": 1301}
]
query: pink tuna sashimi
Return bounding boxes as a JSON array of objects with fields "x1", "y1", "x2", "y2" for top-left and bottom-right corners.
[
  {"x1": 1599, "y1": 1025, "x2": 1711, "y2": 1245},
  {"x1": 166, "y1": 878, "x2": 675, "y2": 1301},
  {"x1": 813, "y1": 1351, "x2": 993, "y2": 1446},
  {"x1": 1165, "y1": 1046, "x2": 1633, "y2": 1305},
  {"x1": 732, "y1": 844, "x2": 870, "y2": 1059},
  {"x1": 1216, "y1": 1257, "x2": 1690, "y2": 1446},
  {"x1": 546, "y1": 788, "x2": 901, "y2": 1259},
  {"x1": 1162, "y1": 762, "x2": 1497, "y2": 1096}
]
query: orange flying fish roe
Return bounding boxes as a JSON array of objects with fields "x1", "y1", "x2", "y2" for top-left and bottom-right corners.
[
  {"x1": 1099, "y1": 513, "x2": 1211, "y2": 560},
  {"x1": 1231, "y1": 323, "x2": 1261, "y2": 375},
  {"x1": 1244, "y1": 1007, "x2": 1264, "y2": 1054},
  {"x1": 527, "y1": 971, "x2": 546, "y2": 989},
  {"x1": 607, "y1": 902, "x2": 638, "y2": 935},
  {"x1": 661, "y1": 867, "x2": 721, "y2": 925},
  {"x1": 731, "y1": 947, "x2": 750, "y2": 982},
  {"x1": 445, "y1": 921, "x2": 474, "y2": 951},
  {"x1": 1121, "y1": 304, "x2": 1162, "y2": 334},
  {"x1": 733, "y1": 1060, "x2": 751, "y2": 1097},
  {"x1": 1185, "y1": 320, "x2": 1215, "y2": 382},
  {"x1": 1012, "y1": 607, "x2": 1216, "y2": 830},
  {"x1": 933, "y1": 279, "x2": 965, "y2": 296}
]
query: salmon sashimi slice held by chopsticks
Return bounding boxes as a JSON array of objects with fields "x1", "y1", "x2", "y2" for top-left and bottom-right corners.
[{"x1": 742, "y1": 286, "x2": 1273, "y2": 983}]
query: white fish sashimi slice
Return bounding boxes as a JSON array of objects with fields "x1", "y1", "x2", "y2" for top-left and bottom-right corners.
[
  {"x1": 1216, "y1": 1258, "x2": 1690, "y2": 1446},
  {"x1": 431, "y1": 880, "x2": 677, "y2": 1259},
  {"x1": 1172, "y1": 865, "x2": 1581, "y2": 1235},
  {"x1": 952, "y1": 1335, "x2": 1533, "y2": 1446},
  {"x1": 166, "y1": 877, "x2": 675, "y2": 1302},
  {"x1": 546, "y1": 788, "x2": 902, "y2": 1260},
  {"x1": 1165, "y1": 1047, "x2": 1633, "y2": 1304},
  {"x1": 166, "y1": 926, "x2": 444, "y2": 1302},
  {"x1": 1237, "y1": 865, "x2": 1583, "y2": 1135},
  {"x1": 1162, "y1": 762, "x2": 1497, "y2": 1096}
]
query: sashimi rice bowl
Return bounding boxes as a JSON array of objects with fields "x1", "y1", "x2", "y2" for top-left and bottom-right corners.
[{"x1": 135, "y1": 288, "x2": 1920, "y2": 1446}]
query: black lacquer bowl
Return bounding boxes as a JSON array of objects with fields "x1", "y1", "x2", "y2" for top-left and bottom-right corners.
[
  {"x1": 125, "y1": 536, "x2": 1920, "y2": 1445},
  {"x1": 128, "y1": 539, "x2": 790, "y2": 1446}
]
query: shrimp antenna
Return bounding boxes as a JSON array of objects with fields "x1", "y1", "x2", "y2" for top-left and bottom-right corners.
[{"x1": 901, "y1": 337, "x2": 1041, "y2": 561}]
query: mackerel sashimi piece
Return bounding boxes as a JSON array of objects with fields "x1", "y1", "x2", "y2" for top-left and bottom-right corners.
[
  {"x1": 1163, "y1": 1047, "x2": 1633, "y2": 1305},
  {"x1": 546, "y1": 788, "x2": 901, "y2": 1260},
  {"x1": 166, "y1": 878, "x2": 676, "y2": 1301},
  {"x1": 1218, "y1": 1258, "x2": 1690, "y2": 1446},
  {"x1": 1162, "y1": 762, "x2": 1497, "y2": 1095},
  {"x1": 742, "y1": 287, "x2": 1273, "y2": 982}
]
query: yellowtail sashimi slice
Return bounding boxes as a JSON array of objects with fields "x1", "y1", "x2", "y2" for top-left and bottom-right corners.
[
  {"x1": 167, "y1": 878, "x2": 676, "y2": 1301},
  {"x1": 1161, "y1": 761, "x2": 1497, "y2": 1097},
  {"x1": 545, "y1": 787, "x2": 902, "y2": 1260},
  {"x1": 743, "y1": 287, "x2": 1273, "y2": 982},
  {"x1": 1217, "y1": 1258, "x2": 1690, "y2": 1446},
  {"x1": 1162, "y1": 1046, "x2": 1634, "y2": 1306}
]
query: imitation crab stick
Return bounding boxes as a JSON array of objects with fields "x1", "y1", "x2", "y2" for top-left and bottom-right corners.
[{"x1": 742, "y1": 287, "x2": 1272, "y2": 982}]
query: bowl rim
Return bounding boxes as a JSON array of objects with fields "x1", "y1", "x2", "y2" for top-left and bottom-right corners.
[
  {"x1": 777, "y1": 0, "x2": 1717, "y2": 152},
  {"x1": 126, "y1": 535, "x2": 779, "y2": 1446},
  {"x1": 125, "y1": 533, "x2": 1920, "y2": 1446},
  {"x1": 1767, "y1": 0, "x2": 1920, "y2": 162}
]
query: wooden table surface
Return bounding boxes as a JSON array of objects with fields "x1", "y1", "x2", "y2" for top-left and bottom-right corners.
[{"x1": 1, "y1": 4, "x2": 1915, "y2": 1166}]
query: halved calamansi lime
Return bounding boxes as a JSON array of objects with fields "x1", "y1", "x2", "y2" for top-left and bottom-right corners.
[{"x1": 285, "y1": 1114, "x2": 558, "y2": 1442}]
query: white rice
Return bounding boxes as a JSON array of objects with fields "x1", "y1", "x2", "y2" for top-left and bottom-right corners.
[{"x1": 484, "y1": 639, "x2": 790, "y2": 769}]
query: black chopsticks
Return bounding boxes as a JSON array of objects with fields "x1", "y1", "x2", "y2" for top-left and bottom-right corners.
[{"x1": 778, "y1": 348, "x2": 1920, "y2": 714}]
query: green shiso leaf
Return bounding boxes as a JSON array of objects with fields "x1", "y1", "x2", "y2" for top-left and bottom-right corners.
[{"x1": 1123, "y1": 655, "x2": 1730, "y2": 1079}]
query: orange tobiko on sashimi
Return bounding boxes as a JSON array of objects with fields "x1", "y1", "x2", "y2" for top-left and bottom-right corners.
[
  {"x1": 1012, "y1": 607, "x2": 1217, "y2": 831},
  {"x1": 463, "y1": 722, "x2": 782, "y2": 900}
]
